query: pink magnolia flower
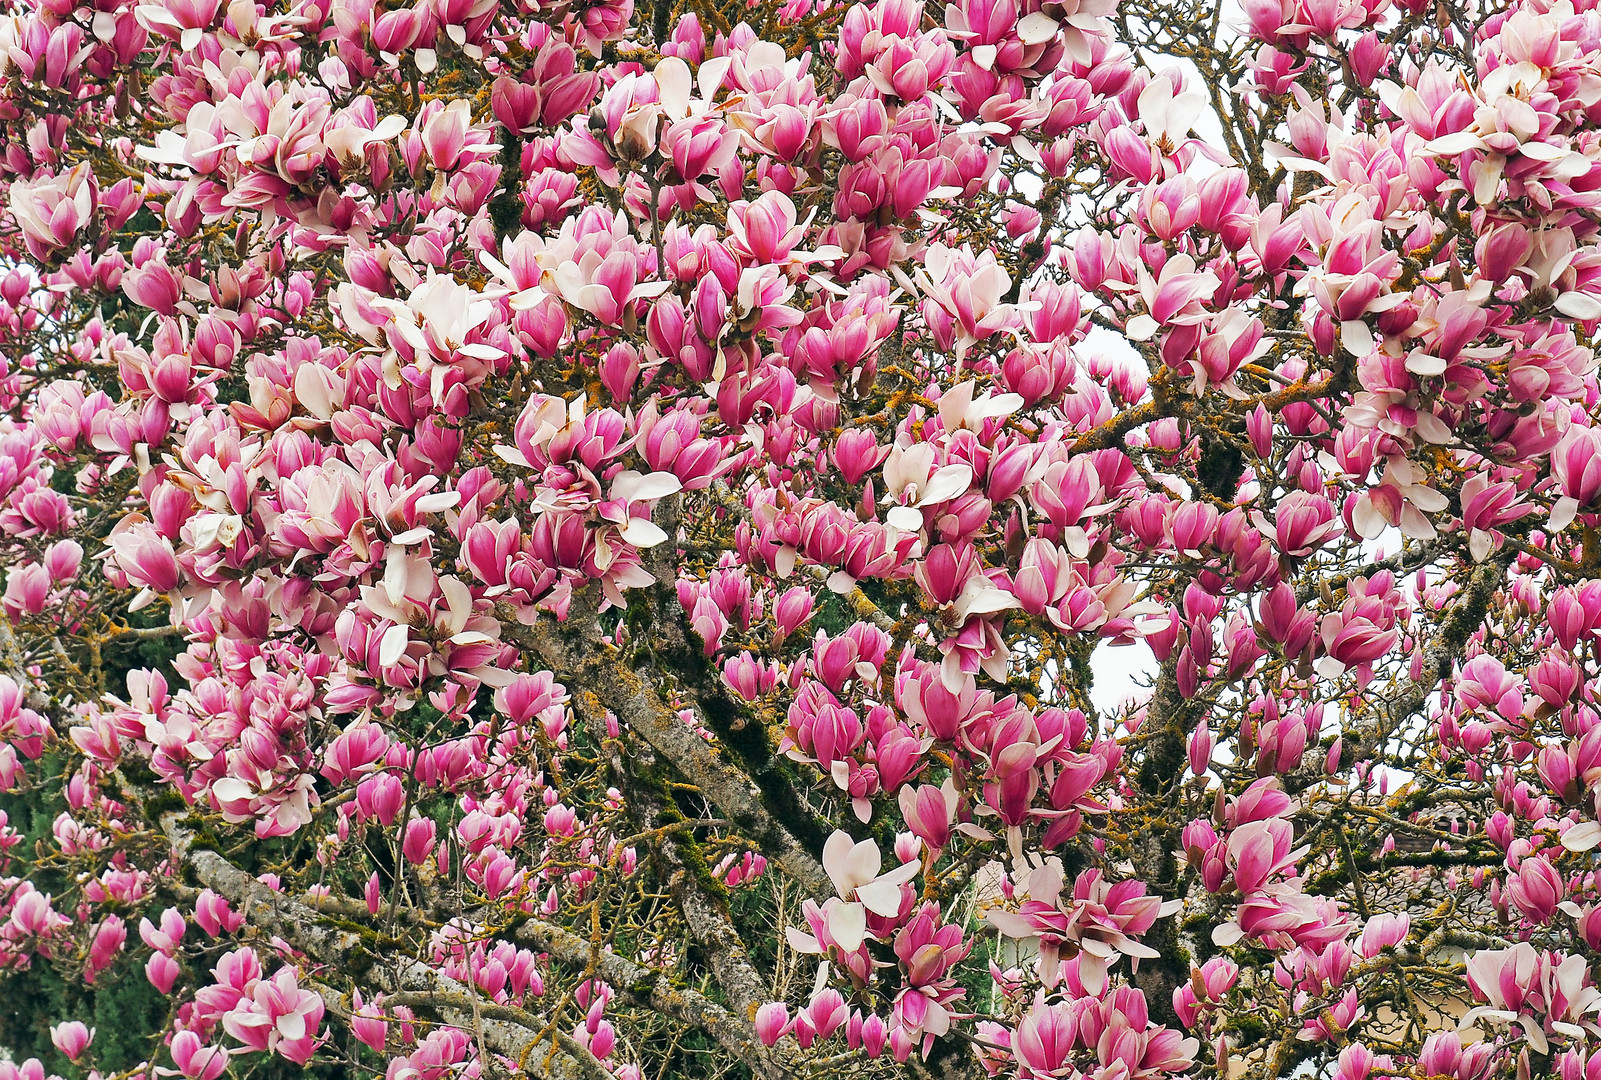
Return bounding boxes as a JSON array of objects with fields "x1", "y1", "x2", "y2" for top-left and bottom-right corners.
[
  {"x1": 1136, "y1": 74, "x2": 1207, "y2": 156},
  {"x1": 221, "y1": 966, "x2": 326, "y2": 1063},
  {"x1": 755, "y1": 1001, "x2": 791, "y2": 1046},
  {"x1": 1464, "y1": 944, "x2": 1601, "y2": 1054},
  {"x1": 147, "y1": 951, "x2": 181, "y2": 993},
  {"x1": 915, "y1": 245, "x2": 1023, "y2": 357},
  {"x1": 1357, "y1": 913, "x2": 1409, "y2": 958},
  {"x1": 786, "y1": 830, "x2": 921, "y2": 955},
  {"x1": 134, "y1": 0, "x2": 221, "y2": 49},
  {"x1": 986, "y1": 860, "x2": 1179, "y2": 993},
  {"x1": 1225, "y1": 817, "x2": 1307, "y2": 894},
  {"x1": 105, "y1": 518, "x2": 181, "y2": 602},
  {"x1": 170, "y1": 1030, "x2": 228, "y2": 1080},
  {"x1": 882, "y1": 442, "x2": 975, "y2": 532},
  {"x1": 8, "y1": 163, "x2": 95, "y2": 262},
  {"x1": 1259, "y1": 491, "x2": 1340, "y2": 557},
  {"x1": 1551, "y1": 426, "x2": 1601, "y2": 532},
  {"x1": 899, "y1": 781, "x2": 959, "y2": 852},
  {"x1": 1123, "y1": 252, "x2": 1219, "y2": 345},
  {"x1": 49, "y1": 1021, "x2": 91, "y2": 1061}
]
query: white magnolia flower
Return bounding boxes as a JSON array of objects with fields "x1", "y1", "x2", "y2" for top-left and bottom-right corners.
[
  {"x1": 882, "y1": 443, "x2": 973, "y2": 531},
  {"x1": 786, "y1": 831, "x2": 921, "y2": 955}
]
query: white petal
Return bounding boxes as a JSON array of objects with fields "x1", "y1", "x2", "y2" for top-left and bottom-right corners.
[
  {"x1": 611, "y1": 470, "x2": 684, "y2": 503},
  {"x1": 372, "y1": 115, "x2": 408, "y2": 141},
  {"x1": 293, "y1": 363, "x2": 338, "y2": 421},
  {"x1": 1341, "y1": 319, "x2": 1375, "y2": 357},
  {"x1": 1404, "y1": 351, "x2": 1446, "y2": 376},
  {"x1": 855, "y1": 877, "x2": 907, "y2": 917},
  {"x1": 1551, "y1": 496, "x2": 1580, "y2": 533},
  {"x1": 630, "y1": 279, "x2": 675, "y2": 301},
  {"x1": 1211, "y1": 922, "x2": 1244, "y2": 946},
  {"x1": 957, "y1": 586, "x2": 1022, "y2": 618},
  {"x1": 1350, "y1": 496, "x2": 1387, "y2": 539},
  {"x1": 983, "y1": 392, "x2": 1025, "y2": 418},
  {"x1": 1314, "y1": 656, "x2": 1347, "y2": 680},
  {"x1": 1468, "y1": 529, "x2": 1493, "y2": 562},
  {"x1": 785, "y1": 926, "x2": 822, "y2": 953},
  {"x1": 439, "y1": 575, "x2": 473, "y2": 635},
  {"x1": 822, "y1": 830, "x2": 856, "y2": 893},
  {"x1": 1426, "y1": 131, "x2": 1487, "y2": 155},
  {"x1": 1125, "y1": 314, "x2": 1159, "y2": 341},
  {"x1": 698, "y1": 55, "x2": 732, "y2": 101},
  {"x1": 1408, "y1": 485, "x2": 1450, "y2": 512},
  {"x1": 1556, "y1": 291, "x2": 1601, "y2": 320},
  {"x1": 618, "y1": 518, "x2": 668, "y2": 548},
  {"x1": 775, "y1": 545, "x2": 797, "y2": 578},
  {"x1": 826, "y1": 571, "x2": 858, "y2": 594},
  {"x1": 379, "y1": 624, "x2": 410, "y2": 667},
  {"x1": 1518, "y1": 140, "x2": 1570, "y2": 162},
  {"x1": 474, "y1": 664, "x2": 517, "y2": 688},
  {"x1": 1520, "y1": 1016, "x2": 1549, "y2": 1055},
  {"x1": 886, "y1": 505, "x2": 925, "y2": 531},
  {"x1": 876, "y1": 859, "x2": 922, "y2": 888},
  {"x1": 654, "y1": 56, "x2": 693, "y2": 117},
  {"x1": 1564, "y1": 821, "x2": 1601, "y2": 852},
  {"x1": 919, "y1": 463, "x2": 973, "y2": 505},
  {"x1": 211, "y1": 778, "x2": 254, "y2": 803},
  {"x1": 1016, "y1": 11, "x2": 1058, "y2": 43},
  {"x1": 826, "y1": 901, "x2": 867, "y2": 953},
  {"x1": 844, "y1": 839, "x2": 882, "y2": 891},
  {"x1": 1078, "y1": 952, "x2": 1108, "y2": 995}
]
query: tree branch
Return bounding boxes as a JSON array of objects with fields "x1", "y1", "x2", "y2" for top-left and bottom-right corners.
[
  {"x1": 164, "y1": 816, "x2": 599, "y2": 1080},
  {"x1": 512, "y1": 916, "x2": 781, "y2": 1073},
  {"x1": 524, "y1": 613, "x2": 834, "y2": 901}
]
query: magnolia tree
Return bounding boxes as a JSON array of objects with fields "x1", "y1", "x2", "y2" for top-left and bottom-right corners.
[{"x1": 5, "y1": 0, "x2": 1601, "y2": 1076}]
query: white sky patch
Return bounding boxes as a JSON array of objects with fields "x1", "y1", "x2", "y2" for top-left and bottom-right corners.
[
  {"x1": 1089, "y1": 638, "x2": 1158, "y2": 716},
  {"x1": 1082, "y1": 322, "x2": 1144, "y2": 378}
]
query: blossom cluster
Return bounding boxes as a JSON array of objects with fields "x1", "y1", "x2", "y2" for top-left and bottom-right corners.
[{"x1": 0, "y1": 0, "x2": 1597, "y2": 1076}]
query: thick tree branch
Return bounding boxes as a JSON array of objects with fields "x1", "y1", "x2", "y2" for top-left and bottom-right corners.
[
  {"x1": 1288, "y1": 554, "x2": 1508, "y2": 793},
  {"x1": 525, "y1": 614, "x2": 834, "y2": 901},
  {"x1": 164, "y1": 816, "x2": 597, "y2": 1080},
  {"x1": 605, "y1": 740, "x2": 803, "y2": 1080},
  {"x1": 511, "y1": 917, "x2": 772, "y2": 1068}
]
